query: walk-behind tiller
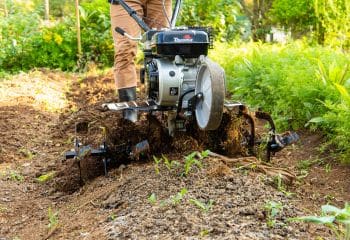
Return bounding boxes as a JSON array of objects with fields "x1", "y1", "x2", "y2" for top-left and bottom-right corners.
[{"x1": 65, "y1": 0, "x2": 299, "y2": 175}]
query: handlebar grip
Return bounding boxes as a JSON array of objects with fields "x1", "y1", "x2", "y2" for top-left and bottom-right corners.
[{"x1": 115, "y1": 27, "x2": 126, "y2": 36}]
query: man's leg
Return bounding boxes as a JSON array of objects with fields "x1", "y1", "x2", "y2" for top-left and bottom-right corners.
[
  {"x1": 110, "y1": 1, "x2": 144, "y2": 101},
  {"x1": 145, "y1": 0, "x2": 172, "y2": 29}
]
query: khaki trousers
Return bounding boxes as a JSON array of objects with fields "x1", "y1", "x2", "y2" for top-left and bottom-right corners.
[{"x1": 110, "y1": 0, "x2": 172, "y2": 90}]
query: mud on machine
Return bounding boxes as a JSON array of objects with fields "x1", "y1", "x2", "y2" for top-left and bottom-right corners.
[{"x1": 65, "y1": 0, "x2": 299, "y2": 175}]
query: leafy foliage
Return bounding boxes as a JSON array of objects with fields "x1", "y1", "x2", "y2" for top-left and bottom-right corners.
[
  {"x1": 211, "y1": 41, "x2": 350, "y2": 161},
  {"x1": 0, "y1": 2, "x2": 113, "y2": 72},
  {"x1": 290, "y1": 203, "x2": 350, "y2": 240},
  {"x1": 269, "y1": 0, "x2": 316, "y2": 36},
  {"x1": 178, "y1": 0, "x2": 243, "y2": 41},
  {"x1": 314, "y1": 0, "x2": 350, "y2": 48}
]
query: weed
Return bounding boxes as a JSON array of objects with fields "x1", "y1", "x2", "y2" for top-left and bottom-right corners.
[
  {"x1": 325, "y1": 163, "x2": 332, "y2": 173},
  {"x1": 8, "y1": 170, "x2": 24, "y2": 182},
  {"x1": 18, "y1": 147, "x2": 34, "y2": 160},
  {"x1": 36, "y1": 171, "x2": 56, "y2": 183},
  {"x1": 290, "y1": 203, "x2": 350, "y2": 240},
  {"x1": 153, "y1": 156, "x2": 162, "y2": 175},
  {"x1": 109, "y1": 213, "x2": 117, "y2": 221},
  {"x1": 264, "y1": 201, "x2": 283, "y2": 228},
  {"x1": 190, "y1": 198, "x2": 214, "y2": 213},
  {"x1": 48, "y1": 207, "x2": 59, "y2": 230},
  {"x1": 148, "y1": 193, "x2": 157, "y2": 205},
  {"x1": 200, "y1": 229, "x2": 210, "y2": 237},
  {"x1": 297, "y1": 159, "x2": 314, "y2": 171},
  {"x1": 272, "y1": 174, "x2": 294, "y2": 197},
  {"x1": 0, "y1": 204, "x2": 7, "y2": 213},
  {"x1": 170, "y1": 188, "x2": 188, "y2": 205}
]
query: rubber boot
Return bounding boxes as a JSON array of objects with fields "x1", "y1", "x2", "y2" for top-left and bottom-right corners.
[{"x1": 118, "y1": 87, "x2": 137, "y2": 122}]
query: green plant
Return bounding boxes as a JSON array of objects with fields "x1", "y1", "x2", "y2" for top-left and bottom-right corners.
[
  {"x1": 153, "y1": 156, "x2": 162, "y2": 175},
  {"x1": 0, "y1": 204, "x2": 7, "y2": 213},
  {"x1": 290, "y1": 203, "x2": 350, "y2": 240},
  {"x1": 272, "y1": 174, "x2": 294, "y2": 197},
  {"x1": 200, "y1": 229, "x2": 210, "y2": 237},
  {"x1": 8, "y1": 170, "x2": 24, "y2": 182},
  {"x1": 18, "y1": 147, "x2": 35, "y2": 160},
  {"x1": 182, "y1": 151, "x2": 209, "y2": 176},
  {"x1": 36, "y1": 171, "x2": 56, "y2": 183},
  {"x1": 162, "y1": 154, "x2": 180, "y2": 171},
  {"x1": 48, "y1": 207, "x2": 59, "y2": 230},
  {"x1": 170, "y1": 188, "x2": 188, "y2": 205},
  {"x1": 148, "y1": 193, "x2": 157, "y2": 205},
  {"x1": 109, "y1": 213, "x2": 117, "y2": 221},
  {"x1": 325, "y1": 163, "x2": 332, "y2": 173},
  {"x1": 264, "y1": 201, "x2": 283, "y2": 228},
  {"x1": 190, "y1": 198, "x2": 214, "y2": 213}
]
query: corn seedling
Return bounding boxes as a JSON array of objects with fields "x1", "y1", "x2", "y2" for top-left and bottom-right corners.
[
  {"x1": 148, "y1": 193, "x2": 157, "y2": 205},
  {"x1": 199, "y1": 150, "x2": 210, "y2": 158},
  {"x1": 190, "y1": 198, "x2": 214, "y2": 213},
  {"x1": 162, "y1": 154, "x2": 180, "y2": 171},
  {"x1": 290, "y1": 203, "x2": 350, "y2": 240},
  {"x1": 264, "y1": 201, "x2": 283, "y2": 228},
  {"x1": 153, "y1": 156, "x2": 162, "y2": 175},
  {"x1": 183, "y1": 152, "x2": 203, "y2": 176},
  {"x1": 48, "y1": 207, "x2": 59, "y2": 230},
  {"x1": 170, "y1": 188, "x2": 188, "y2": 205}
]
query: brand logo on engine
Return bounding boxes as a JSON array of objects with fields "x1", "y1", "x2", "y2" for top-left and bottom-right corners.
[{"x1": 174, "y1": 36, "x2": 193, "y2": 42}]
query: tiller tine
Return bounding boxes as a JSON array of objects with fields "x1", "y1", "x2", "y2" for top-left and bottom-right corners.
[
  {"x1": 64, "y1": 139, "x2": 150, "y2": 177},
  {"x1": 255, "y1": 110, "x2": 299, "y2": 160}
]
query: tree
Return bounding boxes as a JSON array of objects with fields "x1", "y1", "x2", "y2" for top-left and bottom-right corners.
[
  {"x1": 44, "y1": 0, "x2": 49, "y2": 20},
  {"x1": 269, "y1": 0, "x2": 316, "y2": 39},
  {"x1": 314, "y1": 0, "x2": 350, "y2": 48},
  {"x1": 179, "y1": 0, "x2": 242, "y2": 41},
  {"x1": 240, "y1": 0, "x2": 273, "y2": 41}
]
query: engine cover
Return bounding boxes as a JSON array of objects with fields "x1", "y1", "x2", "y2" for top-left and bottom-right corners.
[{"x1": 146, "y1": 58, "x2": 198, "y2": 107}]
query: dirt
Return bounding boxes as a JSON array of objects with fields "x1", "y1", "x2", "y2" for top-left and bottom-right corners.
[{"x1": 0, "y1": 69, "x2": 349, "y2": 239}]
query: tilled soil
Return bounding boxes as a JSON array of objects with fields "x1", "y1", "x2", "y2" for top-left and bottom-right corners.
[{"x1": 0, "y1": 69, "x2": 349, "y2": 240}]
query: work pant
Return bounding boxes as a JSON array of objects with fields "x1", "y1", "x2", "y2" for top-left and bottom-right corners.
[{"x1": 110, "y1": 0, "x2": 172, "y2": 90}]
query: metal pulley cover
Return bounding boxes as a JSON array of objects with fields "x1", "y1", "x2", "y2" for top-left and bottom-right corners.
[{"x1": 195, "y1": 56, "x2": 225, "y2": 130}]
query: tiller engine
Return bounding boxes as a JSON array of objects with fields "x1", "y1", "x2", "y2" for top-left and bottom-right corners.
[{"x1": 65, "y1": 0, "x2": 299, "y2": 175}]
